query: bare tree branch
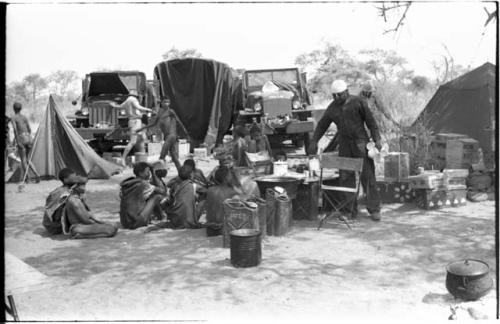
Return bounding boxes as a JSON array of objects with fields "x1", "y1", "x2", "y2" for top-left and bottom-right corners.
[{"x1": 376, "y1": 2, "x2": 412, "y2": 34}]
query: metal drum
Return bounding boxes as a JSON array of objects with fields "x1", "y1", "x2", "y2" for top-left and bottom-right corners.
[
  {"x1": 222, "y1": 199, "x2": 259, "y2": 248},
  {"x1": 230, "y1": 229, "x2": 262, "y2": 268}
]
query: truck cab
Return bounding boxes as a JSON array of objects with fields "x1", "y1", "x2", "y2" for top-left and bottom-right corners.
[
  {"x1": 236, "y1": 68, "x2": 314, "y2": 149},
  {"x1": 72, "y1": 71, "x2": 157, "y2": 154}
]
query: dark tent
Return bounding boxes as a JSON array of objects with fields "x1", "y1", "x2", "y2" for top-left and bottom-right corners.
[
  {"x1": 153, "y1": 58, "x2": 235, "y2": 148},
  {"x1": 8, "y1": 95, "x2": 121, "y2": 182},
  {"x1": 413, "y1": 62, "x2": 496, "y2": 155}
]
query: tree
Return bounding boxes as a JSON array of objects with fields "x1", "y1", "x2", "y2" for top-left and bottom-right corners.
[
  {"x1": 48, "y1": 70, "x2": 80, "y2": 98},
  {"x1": 23, "y1": 73, "x2": 48, "y2": 104},
  {"x1": 432, "y1": 44, "x2": 470, "y2": 85},
  {"x1": 359, "y1": 49, "x2": 413, "y2": 84},
  {"x1": 410, "y1": 76, "x2": 432, "y2": 93},
  {"x1": 161, "y1": 47, "x2": 203, "y2": 61}
]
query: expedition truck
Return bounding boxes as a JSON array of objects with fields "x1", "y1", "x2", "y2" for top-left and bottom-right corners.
[
  {"x1": 70, "y1": 71, "x2": 157, "y2": 154},
  {"x1": 234, "y1": 67, "x2": 314, "y2": 150}
]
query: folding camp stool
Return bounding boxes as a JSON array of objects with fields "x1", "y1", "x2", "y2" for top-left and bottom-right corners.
[{"x1": 317, "y1": 153, "x2": 364, "y2": 230}]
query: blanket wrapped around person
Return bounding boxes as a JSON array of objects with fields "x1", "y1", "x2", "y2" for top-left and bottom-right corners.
[
  {"x1": 42, "y1": 186, "x2": 72, "y2": 235},
  {"x1": 119, "y1": 176, "x2": 157, "y2": 229},
  {"x1": 165, "y1": 177, "x2": 200, "y2": 229}
]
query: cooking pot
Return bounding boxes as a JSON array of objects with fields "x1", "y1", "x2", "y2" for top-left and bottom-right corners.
[
  {"x1": 445, "y1": 259, "x2": 492, "y2": 301},
  {"x1": 255, "y1": 176, "x2": 301, "y2": 199}
]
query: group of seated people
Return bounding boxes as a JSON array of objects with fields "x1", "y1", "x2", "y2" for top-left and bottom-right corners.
[
  {"x1": 231, "y1": 123, "x2": 272, "y2": 167},
  {"x1": 42, "y1": 152, "x2": 261, "y2": 238}
]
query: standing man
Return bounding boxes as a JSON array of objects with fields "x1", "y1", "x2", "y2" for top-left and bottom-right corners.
[
  {"x1": 110, "y1": 90, "x2": 153, "y2": 165},
  {"x1": 308, "y1": 80, "x2": 382, "y2": 221},
  {"x1": 136, "y1": 98, "x2": 181, "y2": 171},
  {"x1": 10, "y1": 102, "x2": 32, "y2": 177}
]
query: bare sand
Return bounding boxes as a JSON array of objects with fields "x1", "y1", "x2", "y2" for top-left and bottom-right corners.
[{"x1": 4, "y1": 157, "x2": 497, "y2": 322}]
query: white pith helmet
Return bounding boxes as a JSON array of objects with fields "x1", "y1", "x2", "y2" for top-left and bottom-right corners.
[{"x1": 331, "y1": 80, "x2": 347, "y2": 94}]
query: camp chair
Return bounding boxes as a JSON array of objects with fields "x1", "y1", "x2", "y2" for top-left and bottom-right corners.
[{"x1": 317, "y1": 153, "x2": 363, "y2": 230}]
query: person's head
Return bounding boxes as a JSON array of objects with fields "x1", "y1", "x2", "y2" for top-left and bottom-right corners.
[
  {"x1": 152, "y1": 160, "x2": 168, "y2": 178},
  {"x1": 330, "y1": 79, "x2": 349, "y2": 104},
  {"x1": 183, "y1": 158, "x2": 196, "y2": 170},
  {"x1": 13, "y1": 102, "x2": 22, "y2": 113},
  {"x1": 133, "y1": 162, "x2": 152, "y2": 180},
  {"x1": 214, "y1": 166, "x2": 230, "y2": 185},
  {"x1": 178, "y1": 165, "x2": 192, "y2": 181},
  {"x1": 361, "y1": 81, "x2": 373, "y2": 98},
  {"x1": 58, "y1": 168, "x2": 76, "y2": 185},
  {"x1": 161, "y1": 98, "x2": 171, "y2": 110},
  {"x1": 65, "y1": 175, "x2": 88, "y2": 194},
  {"x1": 274, "y1": 150, "x2": 287, "y2": 161},
  {"x1": 232, "y1": 125, "x2": 248, "y2": 139},
  {"x1": 249, "y1": 124, "x2": 262, "y2": 140},
  {"x1": 219, "y1": 155, "x2": 234, "y2": 169}
]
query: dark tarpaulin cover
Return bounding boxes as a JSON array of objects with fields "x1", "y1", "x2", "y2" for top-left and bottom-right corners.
[
  {"x1": 154, "y1": 58, "x2": 235, "y2": 148},
  {"x1": 413, "y1": 62, "x2": 496, "y2": 154},
  {"x1": 9, "y1": 95, "x2": 121, "y2": 182}
]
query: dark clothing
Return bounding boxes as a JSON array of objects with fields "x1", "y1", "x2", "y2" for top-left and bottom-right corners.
[
  {"x1": 119, "y1": 177, "x2": 158, "y2": 229},
  {"x1": 166, "y1": 179, "x2": 198, "y2": 228},
  {"x1": 206, "y1": 185, "x2": 239, "y2": 224},
  {"x1": 313, "y1": 95, "x2": 381, "y2": 216},
  {"x1": 42, "y1": 186, "x2": 71, "y2": 235},
  {"x1": 312, "y1": 95, "x2": 381, "y2": 144}
]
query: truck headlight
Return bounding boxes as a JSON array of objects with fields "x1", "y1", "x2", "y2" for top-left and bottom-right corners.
[
  {"x1": 254, "y1": 102, "x2": 262, "y2": 112},
  {"x1": 292, "y1": 100, "x2": 301, "y2": 110}
]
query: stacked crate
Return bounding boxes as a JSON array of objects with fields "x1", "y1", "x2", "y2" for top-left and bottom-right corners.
[
  {"x1": 376, "y1": 152, "x2": 413, "y2": 203},
  {"x1": 410, "y1": 169, "x2": 468, "y2": 209},
  {"x1": 429, "y1": 133, "x2": 480, "y2": 169}
]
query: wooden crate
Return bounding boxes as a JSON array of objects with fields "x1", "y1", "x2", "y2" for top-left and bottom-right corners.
[
  {"x1": 384, "y1": 152, "x2": 409, "y2": 180},
  {"x1": 408, "y1": 172, "x2": 445, "y2": 189},
  {"x1": 445, "y1": 138, "x2": 480, "y2": 168},
  {"x1": 414, "y1": 188, "x2": 467, "y2": 210}
]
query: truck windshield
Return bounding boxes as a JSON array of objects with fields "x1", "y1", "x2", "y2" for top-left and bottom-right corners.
[{"x1": 246, "y1": 70, "x2": 298, "y2": 87}]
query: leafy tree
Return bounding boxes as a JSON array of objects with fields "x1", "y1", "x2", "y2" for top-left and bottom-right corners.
[
  {"x1": 23, "y1": 73, "x2": 48, "y2": 104},
  {"x1": 410, "y1": 75, "x2": 432, "y2": 92},
  {"x1": 162, "y1": 47, "x2": 203, "y2": 61},
  {"x1": 48, "y1": 70, "x2": 80, "y2": 98}
]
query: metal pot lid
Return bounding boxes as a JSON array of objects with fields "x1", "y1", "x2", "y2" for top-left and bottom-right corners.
[{"x1": 446, "y1": 259, "x2": 490, "y2": 276}]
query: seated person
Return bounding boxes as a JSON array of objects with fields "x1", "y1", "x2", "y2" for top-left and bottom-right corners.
[
  {"x1": 62, "y1": 176, "x2": 118, "y2": 239},
  {"x1": 163, "y1": 165, "x2": 200, "y2": 229},
  {"x1": 183, "y1": 158, "x2": 208, "y2": 189},
  {"x1": 120, "y1": 162, "x2": 167, "y2": 229},
  {"x1": 42, "y1": 168, "x2": 77, "y2": 235},
  {"x1": 152, "y1": 160, "x2": 169, "y2": 191},
  {"x1": 247, "y1": 124, "x2": 272, "y2": 156},
  {"x1": 232, "y1": 125, "x2": 249, "y2": 167},
  {"x1": 205, "y1": 167, "x2": 243, "y2": 226}
]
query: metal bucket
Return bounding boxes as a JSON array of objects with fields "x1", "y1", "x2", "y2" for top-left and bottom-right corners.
[
  {"x1": 222, "y1": 199, "x2": 259, "y2": 248},
  {"x1": 230, "y1": 229, "x2": 262, "y2": 268}
]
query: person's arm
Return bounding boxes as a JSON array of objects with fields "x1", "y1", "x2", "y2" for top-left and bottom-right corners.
[
  {"x1": 149, "y1": 167, "x2": 166, "y2": 194},
  {"x1": 136, "y1": 111, "x2": 160, "y2": 133},
  {"x1": 311, "y1": 107, "x2": 333, "y2": 144},
  {"x1": 24, "y1": 116, "x2": 31, "y2": 134},
  {"x1": 66, "y1": 196, "x2": 96, "y2": 225},
  {"x1": 359, "y1": 98, "x2": 381, "y2": 147},
  {"x1": 131, "y1": 98, "x2": 153, "y2": 113}
]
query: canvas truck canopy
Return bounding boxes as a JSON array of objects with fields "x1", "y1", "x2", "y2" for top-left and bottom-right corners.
[{"x1": 153, "y1": 58, "x2": 235, "y2": 148}]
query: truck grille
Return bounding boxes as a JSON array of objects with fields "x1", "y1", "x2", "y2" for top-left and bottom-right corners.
[
  {"x1": 263, "y1": 98, "x2": 291, "y2": 118},
  {"x1": 89, "y1": 102, "x2": 119, "y2": 127}
]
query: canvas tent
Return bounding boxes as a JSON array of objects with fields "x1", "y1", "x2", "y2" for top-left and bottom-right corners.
[
  {"x1": 8, "y1": 95, "x2": 121, "y2": 182},
  {"x1": 413, "y1": 62, "x2": 496, "y2": 154},
  {"x1": 153, "y1": 58, "x2": 235, "y2": 148}
]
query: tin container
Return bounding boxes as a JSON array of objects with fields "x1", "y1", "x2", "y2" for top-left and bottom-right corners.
[{"x1": 222, "y1": 199, "x2": 259, "y2": 248}]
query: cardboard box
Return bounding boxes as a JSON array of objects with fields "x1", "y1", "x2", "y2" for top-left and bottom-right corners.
[
  {"x1": 384, "y1": 152, "x2": 409, "y2": 180},
  {"x1": 408, "y1": 172, "x2": 445, "y2": 189},
  {"x1": 376, "y1": 179, "x2": 414, "y2": 203},
  {"x1": 414, "y1": 188, "x2": 467, "y2": 209},
  {"x1": 147, "y1": 141, "x2": 163, "y2": 156}
]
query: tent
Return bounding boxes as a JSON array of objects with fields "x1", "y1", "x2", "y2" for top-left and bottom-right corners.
[
  {"x1": 413, "y1": 62, "x2": 496, "y2": 154},
  {"x1": 8, "y1": 95, "x2": 121, "y2": 182},
  {"x1": 153, "y1": 58, "x2": 235, "y2": 148}
]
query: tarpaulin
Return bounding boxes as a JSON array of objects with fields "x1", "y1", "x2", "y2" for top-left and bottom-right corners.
[{"x1": 153, "y1": 58, "x2": 235, "y2": 148}]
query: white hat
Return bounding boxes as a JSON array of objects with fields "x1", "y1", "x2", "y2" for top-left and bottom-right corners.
[{"x1": 331, "y1": 80, "x2": 347, "y2": 94}]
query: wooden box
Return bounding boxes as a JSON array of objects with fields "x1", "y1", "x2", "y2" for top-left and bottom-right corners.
[
  {"x1": 384, "y1": 152, "x2": 409, "y2": 180},
  {"x1": 445, "y1": 138, "x2": 480, "y2": 168},
  {"x1": 376, "y1": 179, "x2": 414, "y2": 203},
  {"x1": 414, "y1": 188, "x2": 467, "y2": 210},
  {"x1": 408, "y1": 172, "x2": 445, "y2": 189}
]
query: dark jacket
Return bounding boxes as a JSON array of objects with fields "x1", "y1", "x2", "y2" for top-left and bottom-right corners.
[{"x1": 312, "y1": 95, "x2": 381, "y2": 144}]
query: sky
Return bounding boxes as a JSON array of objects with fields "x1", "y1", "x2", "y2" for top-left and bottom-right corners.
[{"x1": 5, "y1": 1, "x2": 498, "y2": 83}]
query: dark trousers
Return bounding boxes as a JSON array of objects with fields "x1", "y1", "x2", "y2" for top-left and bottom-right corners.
[
  {"x1": 337, "y1": 138, "x2": 380, "y2": 216},
  {"x1": 160, "y1": 134, "x2": 181, "y2": 170}
]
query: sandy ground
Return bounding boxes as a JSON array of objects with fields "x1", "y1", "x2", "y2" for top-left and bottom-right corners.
[{"x1": 4, "y1": 153, "x2": 497, "y2": 322}]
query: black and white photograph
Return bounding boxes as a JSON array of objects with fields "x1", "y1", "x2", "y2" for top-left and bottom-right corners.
[{"x1": 4, "y1": 0, "x2": 498, "y2": 321}]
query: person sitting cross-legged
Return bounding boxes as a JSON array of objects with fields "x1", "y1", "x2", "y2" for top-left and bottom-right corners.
[
  {"x1": 119, "y1": 162, "x2": 167, "y2": 229},
  {"x1": 62, "y1": 176, "x2": 119, "y2": 239}
]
